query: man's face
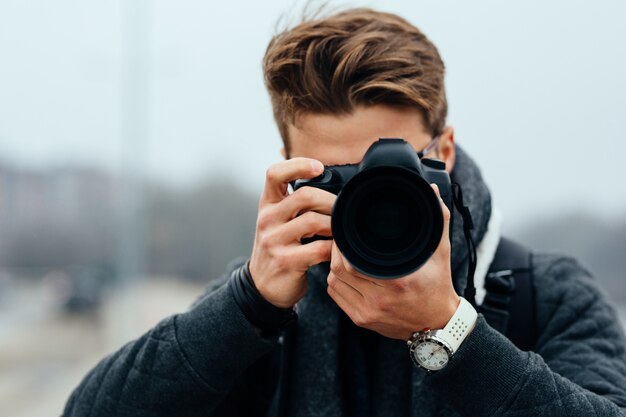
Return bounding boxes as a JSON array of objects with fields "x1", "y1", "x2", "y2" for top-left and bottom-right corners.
[{"x1": 285, "y1": 104, "x2": 455, "y2": 173}]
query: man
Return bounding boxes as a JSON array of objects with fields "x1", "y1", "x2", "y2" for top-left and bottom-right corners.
[{"x1": 63, "y1": 8, "x2": 626, "y2": 416}]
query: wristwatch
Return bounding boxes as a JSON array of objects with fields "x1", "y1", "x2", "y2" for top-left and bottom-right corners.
[{"x1": 407, "y1": 297, "x2": 478, "y2": 372}]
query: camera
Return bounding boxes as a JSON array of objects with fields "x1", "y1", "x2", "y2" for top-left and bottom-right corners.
[{"x1": 293, "y1": 138, "x2": 453, "y2": 279}]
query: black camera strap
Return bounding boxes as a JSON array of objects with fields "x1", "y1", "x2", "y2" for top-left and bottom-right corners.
[{"x1": 452, "y1": 183, "x2": 478, "y2": 308}]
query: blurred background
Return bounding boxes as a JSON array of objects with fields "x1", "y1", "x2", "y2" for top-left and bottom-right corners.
[{"x1": 1, "y1": 0, "x2": 625, "y2": 415}]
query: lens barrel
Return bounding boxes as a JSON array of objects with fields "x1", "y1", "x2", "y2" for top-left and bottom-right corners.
[{"x1": 332, "y1": 166, "x2": 443, "y2": 279}]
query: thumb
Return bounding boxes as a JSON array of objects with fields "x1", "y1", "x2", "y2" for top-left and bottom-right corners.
[{"x1": 431, "y1": 183, "x2": 451, "y2": 247}]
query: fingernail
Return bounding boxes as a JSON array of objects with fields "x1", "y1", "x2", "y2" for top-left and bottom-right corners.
[{"x1": 311, "y1": 160, "x2": 324, "y2": 173}]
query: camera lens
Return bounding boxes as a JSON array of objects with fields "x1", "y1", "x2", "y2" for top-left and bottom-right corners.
[
  {"x1": 332, "y1": 166, "x2": 443, "y2": 278},
  {"x1": 352, "y1": 183, "x2": 426, "y2": 258}
]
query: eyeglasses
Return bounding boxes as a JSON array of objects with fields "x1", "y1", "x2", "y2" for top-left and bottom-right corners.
[{"x1": 416, "y1": 135, "x2": 440, "y2": 159}]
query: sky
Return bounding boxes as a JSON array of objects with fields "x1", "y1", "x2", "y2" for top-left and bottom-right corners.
[{"x1": 1, "y1": 0, "x2": 625, "y2": 228}]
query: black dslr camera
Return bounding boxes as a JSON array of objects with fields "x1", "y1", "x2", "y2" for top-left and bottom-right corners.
[{"x1": 293, "y1": 138, "x2": 453, "y2": 279}]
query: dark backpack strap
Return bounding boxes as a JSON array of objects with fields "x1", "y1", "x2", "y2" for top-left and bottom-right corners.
[{"x1": 479, "y1": 237, "x2": 537, "y2": 351}]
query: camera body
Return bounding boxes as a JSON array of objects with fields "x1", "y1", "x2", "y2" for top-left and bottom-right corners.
[{"x1": 293, "y1": 138, "x2": 453, "y2": 279}]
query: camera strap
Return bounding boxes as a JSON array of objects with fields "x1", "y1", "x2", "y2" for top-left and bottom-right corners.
[{"x1": 452, "y1": 183, "x2": 478, "y2": 308}]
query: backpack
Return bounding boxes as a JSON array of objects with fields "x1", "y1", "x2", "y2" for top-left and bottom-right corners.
[{"x1": 480, "y1": 237, "x2": 537, "y2": 351}]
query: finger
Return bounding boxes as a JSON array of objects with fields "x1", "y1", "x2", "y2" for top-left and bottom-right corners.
[
  {"x1": 272, "y1": 239, "x2": 332, "y2": 273},
  {"x1": 327, "y1": 271, "x2": 365, "y2": 299},
  {"x1": 274, "y1": 186, "x2": 336, "y2": 222},
  {"x1": 431, "y1": 183, "x2": 451, "y2": 250},
  {"x1": 330, "y1": 242, "x2": 382, "y2": 289},
  {"x1": 274, "y1": 211, "x2": 332, "y2": 243},
  {"x1": 290, "y1": 238, "x2": 333, "y2": 269},
  {"x1": 261, "y1": 158, "x2": 324, "y2": 205},
  {"x1": 327, "y1": 276, "x2": 364, "y2": 322},
  {"x1": 329, "y1": 240, "x2": 345, "y2": 277}
]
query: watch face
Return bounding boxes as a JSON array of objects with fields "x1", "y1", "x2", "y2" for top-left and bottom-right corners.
[{"x1": 412, "y1": 340, "x2": 450, "y2": 371}]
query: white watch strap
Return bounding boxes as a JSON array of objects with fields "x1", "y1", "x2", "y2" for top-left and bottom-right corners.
[{"x1": 439, "y1": 297, "x2": 478, "y2": 354}]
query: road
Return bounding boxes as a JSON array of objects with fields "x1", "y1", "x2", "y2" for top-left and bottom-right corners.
[{"x1": 0, "y1": 279, "x2": 205, "y2": 417}]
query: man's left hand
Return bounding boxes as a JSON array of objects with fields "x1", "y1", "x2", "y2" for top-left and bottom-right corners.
[{"x1": 326, "y1": 184, "x2": 460, "y2": 340}]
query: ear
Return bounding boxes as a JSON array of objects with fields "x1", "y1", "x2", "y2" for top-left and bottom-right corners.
[
  {"x1": 280, "y1": 147, "x2": 287, "y2": 159},
  {"x1": 438, "y1": 126, "x2": 456, "y2": 174}
]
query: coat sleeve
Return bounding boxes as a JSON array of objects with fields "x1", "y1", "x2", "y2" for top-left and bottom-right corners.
[
  {"x1": 62, "y1": 266, "x2": 279, "y2": 417},
  {"x1": 423, "y1": 254, "x2": 626, "y2": 416}
]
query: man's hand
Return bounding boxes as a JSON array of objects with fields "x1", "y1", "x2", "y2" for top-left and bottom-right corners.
[
  {"x1": 249, "y1": 158, "x2": 336, "y2": 308},
  {"x1": 326, "y1": 184, "x2": 460, "y2": 340}
]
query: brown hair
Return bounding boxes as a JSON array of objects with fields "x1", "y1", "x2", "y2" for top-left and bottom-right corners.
[{"x1": 263, "y1": 7, "x2": 448, "y2": 155}]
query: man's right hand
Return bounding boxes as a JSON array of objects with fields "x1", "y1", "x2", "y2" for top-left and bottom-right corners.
[{"x1": 249, "y1": 158, "x2": 336, "y2": 309}]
